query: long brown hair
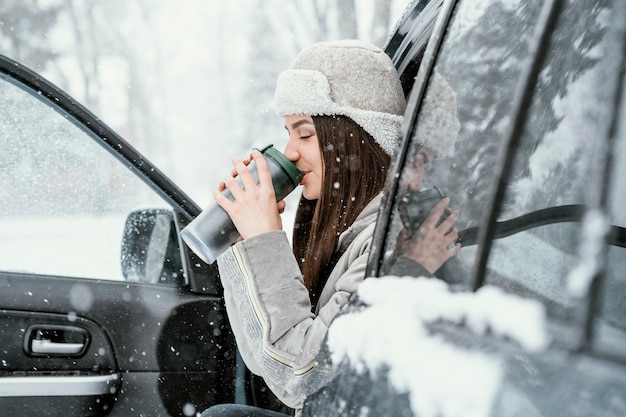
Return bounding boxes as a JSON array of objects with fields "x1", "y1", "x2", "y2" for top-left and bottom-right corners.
[{"x1": 292, "y1": 115, "x2": 391, "y2": 305}]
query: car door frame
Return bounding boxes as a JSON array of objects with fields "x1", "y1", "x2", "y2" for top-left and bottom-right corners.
[{"x1": 0, "y1": 53, "x2": 237, "y2": 417}]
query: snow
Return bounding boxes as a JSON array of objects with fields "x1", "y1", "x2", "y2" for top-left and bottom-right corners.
[
  {"x1": 9, "y1": 0, "x2": 409, "y2": 209},
  {"x1": 327, "y1": 276, "x2": 550, "y2": 417},
  {"x1": 0, "y1": 215, "x2": 128, "y2": 280}
]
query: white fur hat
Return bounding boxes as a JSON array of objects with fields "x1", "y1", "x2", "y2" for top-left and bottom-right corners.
[
  {"x1": 412, "y1": 71, "x2": 461, "y2": 158},
  {"x1": 274, "y1": 40, "x2": 406, "y2": 155}
]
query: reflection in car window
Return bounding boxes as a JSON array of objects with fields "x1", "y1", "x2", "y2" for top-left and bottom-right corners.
[
  {"x1": 595, "y1": 63, "x2": 626, "y2": 358},
  {"x1": 0, "y1": 76, "x2": 178, "y2": 283},
  {"x1": 382, "y1": 0, "x2": 624, "y2": 347},
  {"x1": 381, "y1": 0, "x2": 543, "y2": 283},
  {"x1": 484, "y1": 0, "x2": 619, "y2": 327}
]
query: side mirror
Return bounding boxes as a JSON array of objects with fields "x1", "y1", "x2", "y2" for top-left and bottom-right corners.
[{"x1": 121, "y1": 209, "x2": 185, "y2": 285}]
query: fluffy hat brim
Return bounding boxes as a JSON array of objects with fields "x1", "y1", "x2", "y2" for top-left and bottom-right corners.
[{"x1": 274, "y1": 69, "x2": 403, "y2": 155}]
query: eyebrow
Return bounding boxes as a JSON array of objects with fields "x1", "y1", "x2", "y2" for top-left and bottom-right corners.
[{"x1": 285, "y1": 119, "x2": 314, "y2": 130}]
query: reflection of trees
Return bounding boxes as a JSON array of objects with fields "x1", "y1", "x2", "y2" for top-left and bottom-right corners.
[
  {"x1": 511, "y1": 0, "x2": 609, "y2": 212},
  {"x1": 427, "y1": 0, "x2": 608, "y2": 228},
  {"x1": 2, "y1": 0, "x2": 398, "y2": 203},
  {"x1": 428, "y1": 0, "x2": 541, "y2": 229}
]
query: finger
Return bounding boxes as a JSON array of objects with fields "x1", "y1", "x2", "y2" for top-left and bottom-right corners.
[
  {"x1": 230, "y1": 158, "x2": 250, "y2": 178},
  {"x1": 277, "y1": 200, "x2": 287, "y2": 214},
  {"x1": 446, "y1": 228, "x2": 459, "y2": 244},
  {"x1": 423, "y1": 197, "x2": 450, "y2": 227},
  {"x1": 224, "y1": 175, "x2": 244, "y2": 200},
  {"x1": 251, "y1": 150, "x2": 276, "y2": 197},
  {"x1": 449, "y1": 242, "x2": 462, "y2": 255},
  {"x1": 214, "y1": 188, "x2": 232, "y2": 210},
  {"x1": 438, "y1": 209, "x2": 459, "y2": 232},
  {"x1": 398, "y1": 227, "x2": 411, "y2": 240},
  {"x1": 232, "y1": 157, "x2": 257, "y2": 191}
]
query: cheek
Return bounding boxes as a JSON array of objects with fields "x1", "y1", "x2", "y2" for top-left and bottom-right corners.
[{"x1": 305, "y1": 174, "x2": 322, "y2": 199}]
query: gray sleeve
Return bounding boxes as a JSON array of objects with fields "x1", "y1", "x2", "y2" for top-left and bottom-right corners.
[
  {"x1": 217, "y1": 231, "x2": 337, "y2": 410},
  {"x1": 388, "y1": 255, "x2": 434, "y2": 278}
]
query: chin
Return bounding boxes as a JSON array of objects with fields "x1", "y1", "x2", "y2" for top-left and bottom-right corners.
[{"x1": 302, "y1": 189, "x2": 320, "y2": 201}]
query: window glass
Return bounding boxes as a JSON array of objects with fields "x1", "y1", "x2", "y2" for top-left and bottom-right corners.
[
  {"x1": 382, "y1": 0, "x2": 624, "y2": 343},
  {"x1": 0, "y1": 75, "x2": 181, "y2": 283},
  {"x1": 594, "y1": 53, "x2": 626, "y2": 357},
  {"x1": 484, "y1": 0, "x2": 619, "y2": 327},
  {"x1": 381, "y1": 0, "x2": 543, "y2": 283}
]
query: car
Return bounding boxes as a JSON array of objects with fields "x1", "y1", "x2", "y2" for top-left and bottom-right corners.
[
  {"x1": 0, "y1": 2, "x2": 432, "y2": 416},
  {"x1": 1, "y1": 1, "x2": 625, "y2": 417},
  {"x1": 301, "y1": 0, "x2": 626, "y2": 416}
]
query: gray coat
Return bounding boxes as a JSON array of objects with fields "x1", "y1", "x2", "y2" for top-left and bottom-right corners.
[{"x1": 217, "y1": 194, "x2": 381, "y2": 414}]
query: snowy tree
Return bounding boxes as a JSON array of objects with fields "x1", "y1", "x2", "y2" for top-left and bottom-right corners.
[{"x1": 1, "y1": 0, "x2": 405, "y2": 204}]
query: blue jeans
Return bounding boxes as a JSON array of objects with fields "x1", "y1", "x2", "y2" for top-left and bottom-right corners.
[{"x1": 200, "y1": 404, "x2": 291, "y2": 417}]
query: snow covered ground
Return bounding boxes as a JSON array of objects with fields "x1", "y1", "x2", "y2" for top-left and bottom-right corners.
[{"x1": 1, "y1": 215, "x2": 128, "y2": 280}]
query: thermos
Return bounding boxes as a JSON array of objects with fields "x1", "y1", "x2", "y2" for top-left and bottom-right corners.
[
  {"x1": 181, "y1": 144, "x2": 303, "y2": 264},
  {"x1": 397, "y1": 186, "x2": 446, "y2": 233}
]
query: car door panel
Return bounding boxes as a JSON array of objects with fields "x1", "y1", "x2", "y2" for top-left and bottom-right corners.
[
  {"x1": 0, "y1": 309, "x2": 117, "y2": 373},
  {"x1": 0, "y1": 273, "x2": 235, "y2": 416},
  {"x1": 0, "y1": 309, "x2": 119, "y2": 415},
  {"x1": 0, "y1": 53, "x2": 236, "y2": 416},
  {"x1": 303, "y1": 0, "x2": 626, "y2": 416}
]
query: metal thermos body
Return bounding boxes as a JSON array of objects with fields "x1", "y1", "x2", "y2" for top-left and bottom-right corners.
[{"x1": 181, "y1": 145, "x2": 303, "y2": 264}]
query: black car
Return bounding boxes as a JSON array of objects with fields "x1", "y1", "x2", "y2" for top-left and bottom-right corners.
[
  {"x1": 1, "y1": 0, "x2": 625, "y2": 417},
  {"x1": 302, "y1": 0, "x2": 626, "y2": 416},
  {"x1": 0, "y1": 2, "x2": 431, "y2": 416}
]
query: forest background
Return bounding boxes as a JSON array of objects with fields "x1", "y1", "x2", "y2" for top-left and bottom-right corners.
[{"x1": 2, "y1": 0, "x2": 407, "y2": 206}]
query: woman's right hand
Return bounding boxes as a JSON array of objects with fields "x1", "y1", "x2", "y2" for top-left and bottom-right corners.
[{"x1": 214, "y1": 150, "x2": 284, "y2": 240}]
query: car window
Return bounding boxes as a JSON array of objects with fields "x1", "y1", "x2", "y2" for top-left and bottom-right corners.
[
  {"x1": 381, "y1": 0, "x2": 625, "y2": 346},
  {"x1": 0, "y1": 74, "x2": 181, "y2": 283},
  {"x1": 595, "y1": 70, "x2": 626, "y2": 358},
  {"x1": 380, "y1": 0, "x2": 543, "y2": 281},
  {"x1": 484, "y1": 0, "x2": 623, "y2": 331}
]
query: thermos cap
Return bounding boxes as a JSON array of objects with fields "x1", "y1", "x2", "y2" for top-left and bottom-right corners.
[
  {"x1": 258, "y1": 144, "x2": 304, "y2": 186},
  {"x1": 412, "y1": 186, "x2": 445, "y2": 203}
]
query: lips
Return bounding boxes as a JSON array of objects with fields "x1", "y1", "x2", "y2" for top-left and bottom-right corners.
[{"x1": 299, "y1": 171, "x2": 310, "y2": 186}]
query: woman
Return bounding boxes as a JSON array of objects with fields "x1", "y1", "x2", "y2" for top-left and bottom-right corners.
[{"x1": 202, "y1": 40, "x2": 460, "y2": 417}]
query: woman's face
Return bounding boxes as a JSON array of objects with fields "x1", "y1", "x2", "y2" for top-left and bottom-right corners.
[
  {"x1": 401, "y1": 147, "x2": 433, "y2": 194},
  {"x1": 283, "y1": 114, "x2": 323, "y2": 200}
]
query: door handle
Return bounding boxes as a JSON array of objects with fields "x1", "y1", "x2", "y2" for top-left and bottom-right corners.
[
  {"x1": 24, "y1": 325, "x2": 90, "y2": 357},
  {"x1": 31, "y1": 339, "x2": 85, "y2": 355}
]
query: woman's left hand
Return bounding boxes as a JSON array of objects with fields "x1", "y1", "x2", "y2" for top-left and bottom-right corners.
[
  {"x1": 214, "y1": 150, "x2": 283, "y2": 239},
  {"x1": 395, "y1": 197, "x2": 461, "y2": 273}
]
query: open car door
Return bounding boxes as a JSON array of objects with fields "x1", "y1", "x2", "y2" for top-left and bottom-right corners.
[{"x1": 0, "y1": 54, "x2": 236, "y2": 417}]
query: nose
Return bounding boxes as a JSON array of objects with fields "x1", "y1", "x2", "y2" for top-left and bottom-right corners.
[{"x1": 283, "y1": 137, "x2": 299, "y2": 163}]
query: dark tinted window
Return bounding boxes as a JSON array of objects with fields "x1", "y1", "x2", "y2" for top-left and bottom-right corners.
[
  {"x1": 382, "y1": 0, "x2": 625, "y2": 349},
  {"x1": 484, "y1": 0, "x2": 619, "y2": 324},
  {"x1": 381, "y1": 0, "x2": 543, "y2": 280}
]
